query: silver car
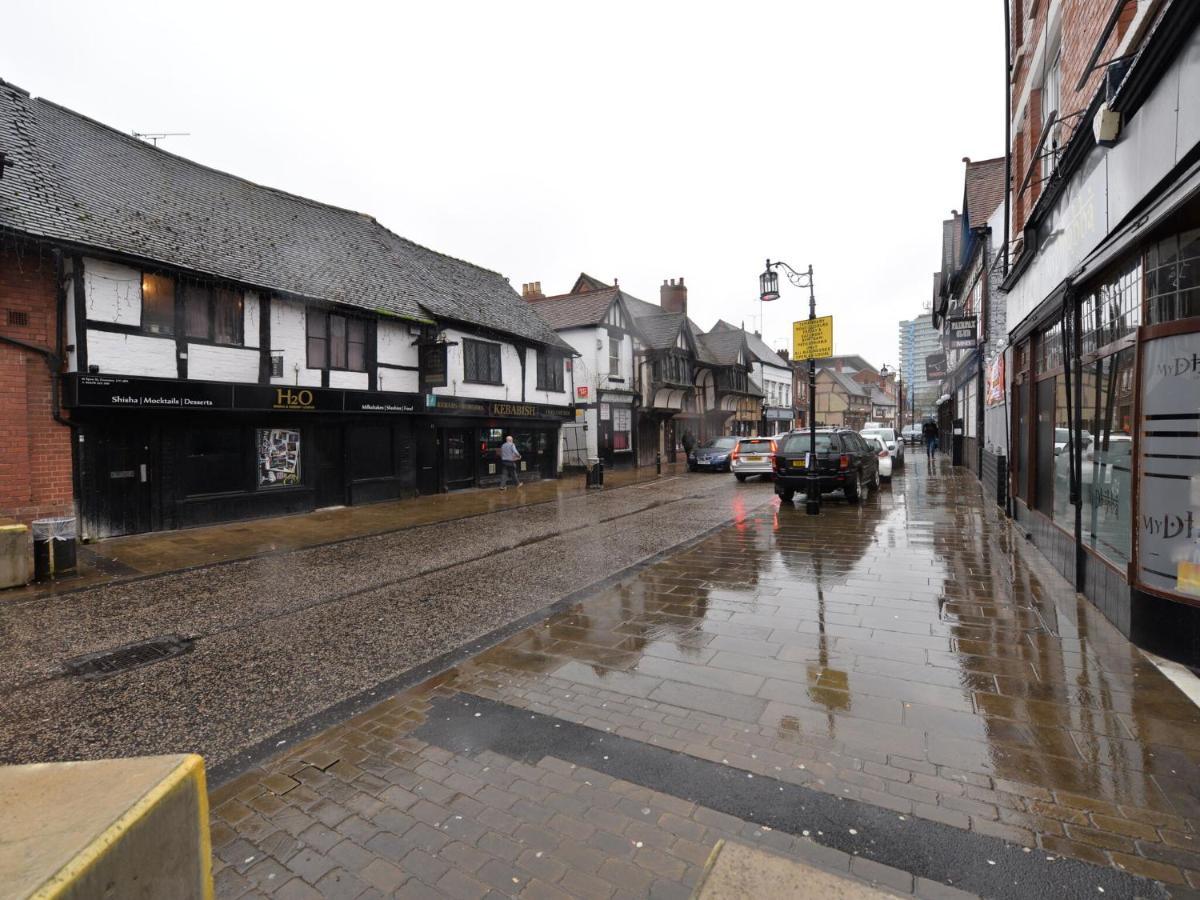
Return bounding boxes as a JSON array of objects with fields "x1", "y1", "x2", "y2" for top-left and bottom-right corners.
[{"x1": 731, "y1": 437, "x2": 777, "y2": 482}]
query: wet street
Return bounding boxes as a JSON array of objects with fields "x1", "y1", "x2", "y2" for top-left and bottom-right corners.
[{"x1": 7, "y1": 461, "x2": 1200, "y2": 897}]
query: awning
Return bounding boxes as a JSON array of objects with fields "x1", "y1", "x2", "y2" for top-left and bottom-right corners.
[{"x1": 1073, "y1": 156, "x2": 1200, "y2": 285}]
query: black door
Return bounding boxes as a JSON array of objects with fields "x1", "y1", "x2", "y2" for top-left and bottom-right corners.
[
  {"x1": 83, "y1": 426, "x2": 154, "y2": 538},
  {"x1": 443, "y1": 428, "x2": 475, "y2": 490},
  {"x1": 314, "y1": 424, "x2": 345, "y2": 508},
  {"x1": 415, "y1": 421, "x2": 440, "y2": 494}
]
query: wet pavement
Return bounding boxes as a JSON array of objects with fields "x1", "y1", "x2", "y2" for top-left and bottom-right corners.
[
  {"x1": 6, "y1": 464, "x2": 690, "y2": 601},
  {"x1": 202, "y1": 458, "x2": 1200, "y2": 899}
]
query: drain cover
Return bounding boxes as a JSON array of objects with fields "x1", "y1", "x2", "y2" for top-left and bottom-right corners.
[{"x1": 64, "y1": 635, "x2": 193, "y2": 680}]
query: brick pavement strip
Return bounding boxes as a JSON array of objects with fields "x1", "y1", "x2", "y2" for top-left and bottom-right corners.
[{"x1": 209, "y1": 466, "x2": 1200, "y2": 898}]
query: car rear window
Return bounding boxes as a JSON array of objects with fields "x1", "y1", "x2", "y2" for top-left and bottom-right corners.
[
  {"x1": 780, "y1": 433, "x2": 836, "y2": 454},
  {"x1": 700, "y1": 437, "x2": 739, "y2": 450},
  {"x1": 738, "y1": 439, "x2": 773, "y2": 451}
]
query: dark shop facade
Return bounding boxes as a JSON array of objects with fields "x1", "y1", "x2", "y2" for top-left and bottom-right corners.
[{"x1": 65, "y1": 374, "x2": 572, "y2": 540}]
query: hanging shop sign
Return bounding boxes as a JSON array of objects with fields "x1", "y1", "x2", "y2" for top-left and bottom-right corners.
[
  {"x1": 985, "y1": 355, "x2": 1006, "y2": 407},
  {"x1": 945, "y1": 316, "x2": 978, "y2": 350},
  {"x1": 1136, "y1": 333, "x2": 1200, "y2": 601},
  {"x1": 64, "y1": 374, "x2": 574, "y2": 421},
  {"x1": 419, "y1": 343, "x2": 449, "y2": 389},
  {"x1": 792, "y1": 316, "x2": 833, "y2": 360},
  {"x1": 925, "y1": 353, "x2": 948, "y2": 380}
]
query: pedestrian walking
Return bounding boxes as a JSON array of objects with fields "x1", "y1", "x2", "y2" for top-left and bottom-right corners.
[
  {"x1": 682, "y1": 429, "x2": 696, "y2": 456},
  {"x1": 499, "y1": 435, "x2": 522, "y2": 490},
  {"x1": 922, "y1": 419, "x2": 939, "y2": 461}
]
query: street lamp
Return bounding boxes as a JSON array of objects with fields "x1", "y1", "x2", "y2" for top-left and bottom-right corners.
[{"x1": 760, "y1": 259, "x2": 820, "y2": 515}]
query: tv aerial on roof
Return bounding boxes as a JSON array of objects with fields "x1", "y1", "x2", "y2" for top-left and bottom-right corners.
[{"x1": 132, "y1": 131, "x2": 190, "y2": 147}]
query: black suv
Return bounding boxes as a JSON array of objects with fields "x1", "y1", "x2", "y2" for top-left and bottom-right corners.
[{"x1": 772, "y1": 427, "x2": 880, "y2": 504}]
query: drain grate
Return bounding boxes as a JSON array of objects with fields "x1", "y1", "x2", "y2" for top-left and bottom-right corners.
[{"x1": 63, "y1": 635, "x2": 194, "y2": 680}]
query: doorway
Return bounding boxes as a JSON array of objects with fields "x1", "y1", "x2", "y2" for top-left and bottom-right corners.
[
  {"x1": 81, "y1": 425, "x2": 154, "y2": 538},
  {"x1": 314, "y1": 424, "x2": 345, "y2": 508},
  {"x1": 443, "y1": 428, "x2": 475, "y2": 490},
  {"x1": 415, "y1": 421, "x2": 440, "y2": 494}
]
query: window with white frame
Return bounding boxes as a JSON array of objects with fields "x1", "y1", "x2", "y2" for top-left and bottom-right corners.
[{"x1": 1041, "y1": 46, "x2": 1062, "y2": 183}]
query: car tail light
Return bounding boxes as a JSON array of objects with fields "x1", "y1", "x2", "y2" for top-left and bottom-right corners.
[
  {"x1": 878, "y1": 450, "x2": 889, "y2": 458},
  {"x1": 839, "y1": 454, "x2": 850, "y2": 469},
  {"x1": 769, "y1": 440, "x2": 778, "y2": 453},
  {"x1": 731, "y1": 445, "x2": 740, "y2": 460}
]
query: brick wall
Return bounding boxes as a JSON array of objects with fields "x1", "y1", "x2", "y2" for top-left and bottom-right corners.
[
  {"x1": 1010, "y1": 0, "x2": 1139, "y2": 240},
  {"x1": 0, "y1": 242, "x2": 74, "y2": 525}
]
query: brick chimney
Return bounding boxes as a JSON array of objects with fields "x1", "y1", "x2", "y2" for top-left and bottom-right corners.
[
  {"x1": 521, "y1": 281, "x2": 545, "y2": 300},
  {"x1": 660, "y1": 277, "x2": 687, "y2": 314}
]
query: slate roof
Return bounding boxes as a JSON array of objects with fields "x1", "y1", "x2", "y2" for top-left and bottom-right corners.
[
  {"x1": 821, "y1": 368, "x2": 869, "y2": 397},
  {"x1": 695, "y1": 329, "x2": 746, "y2": 367},
  {"x1": 964, "y1": 157, "x2": 1005, "y2": 231},
  {"x1": 526, "y1": 287, "x2": 619, "y2": 330},
  {"x1": 0, "y1": 79, "x2": 570, "y2": 351},
  {"x1": 710, "y1": 320, "x2": 789, "y2": 369},
  {"x1": 870, "y1": 387, "x2": 896, "y2": 407}
]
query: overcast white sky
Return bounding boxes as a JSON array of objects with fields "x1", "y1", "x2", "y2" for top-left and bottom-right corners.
[{"x1": 6, "y1": 1, "x2": 1004, "y2": 367}]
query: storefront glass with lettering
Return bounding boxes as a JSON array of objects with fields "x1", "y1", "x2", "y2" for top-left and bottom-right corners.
[
  {"x1": 1137, "y1": 333, "x2": 1200, "y2": 599},
  {"x1": 257, "y1": 428, "x2": 302, "y2": 487}
]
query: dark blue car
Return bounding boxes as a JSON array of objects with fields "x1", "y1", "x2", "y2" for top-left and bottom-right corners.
[{"x1": 688, "y1": 436, "x2": 739, "y2": 472}]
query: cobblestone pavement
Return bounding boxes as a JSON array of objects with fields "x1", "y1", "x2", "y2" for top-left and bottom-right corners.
[
  {"x1": 0, "y1": 468, "x2": 771, "y2": 766},
  {"x1": 209, "y1": 459, "x2": 1200, "y2": 898}
]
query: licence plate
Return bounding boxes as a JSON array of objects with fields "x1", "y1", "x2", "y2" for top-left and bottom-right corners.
[
  {"x1": 746, "y1": 456, "x2": 762, "y2": 462},
  {"x1": 791, "y1": 460, "x2": 806, "y2": 468}
]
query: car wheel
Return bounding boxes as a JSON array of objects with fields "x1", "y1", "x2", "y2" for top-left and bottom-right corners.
[
  {"x1": 735, "y1": 473, "x2": 747, "y2": 482},
  {"x1": 845, "y1": 468, "x2": 862, "y2": 503},
  {"x1": 872, "y1": 468, "x2": 881, "y2": 490},
  {"x1": 779, "y1": 489, "x2": 795, "y2": 503}
]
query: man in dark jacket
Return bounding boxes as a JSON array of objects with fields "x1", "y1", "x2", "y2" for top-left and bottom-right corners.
[{"x1": 921, "y1": 420, "x2": 939, "y2": 461}]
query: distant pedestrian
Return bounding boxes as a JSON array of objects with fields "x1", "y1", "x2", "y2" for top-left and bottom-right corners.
[
  {"x1": 499, "y1": 435, "x2": 522, "y2": 490},
  {"x1": 922, "y1": 420, "x2": 939, "y2": 461},
  {"x1": 682, "y1": 429, "x2": 696, "y2": 456}
]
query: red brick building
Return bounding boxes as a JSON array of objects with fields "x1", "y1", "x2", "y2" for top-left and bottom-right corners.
[{"x1": 0, "y1": 240, "x2": 73, "y2": 525}]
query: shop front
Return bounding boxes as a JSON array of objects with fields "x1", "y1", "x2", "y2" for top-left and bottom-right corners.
[
  {"x1": 596, "y1": 392, "x2": 636, "y2": 469},
  {"x1": 1008, "y1": 213, "x2": 1200, "y2": 663},
  {"x1": 65, "y1": 375, "x2": 571, "y2": 539}
]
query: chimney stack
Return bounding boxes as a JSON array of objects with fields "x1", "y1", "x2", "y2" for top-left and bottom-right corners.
[
  {"x1": 521, "y1": 281, "x2": 545, "y2": 301},
  {"x1": 660, "y1": 276, "x2": 687, "y2": 315}
]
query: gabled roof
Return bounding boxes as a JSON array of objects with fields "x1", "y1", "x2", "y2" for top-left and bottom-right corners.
[
  {"x1": 528, "y1": 286, "x2": 621, "y2": 330},
  {"x1": 710, "y1": 320, "x2": 789, "y2": 369},
  {"x1": 820, "y1": 368, "x2": 869, "y2": 397},
  {"x1": 695, "y1": 329, "x2": 748, "y2": 367},
  {"x1": 569, "y1": 272, "x2": 612, "y2": 294},
  {"x1": 636, "y1": 310, "x2": 688, "y2": 350},
  {"x1": 0, "y1": 79, "x2": 570, "y2": 351},
  {"x1": 869, "y1": 387, "x2": 896, "y2": 407},
  {"x1": 964, "y1": 157, "x2": 1005, "y2": 232},
  {"x1": 807, "y1": 355, "x2": 876, "y2": 375}
]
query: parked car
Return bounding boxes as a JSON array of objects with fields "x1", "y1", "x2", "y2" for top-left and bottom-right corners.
[
  {"x1": 862, "y1": 433, "x2": 893, "y2": 481},
  {"x1": 688, "y1": 436, "x2": 739, "y2": 472},
  {"x1": 772, "y1": 428, "x2": 880, "y2": 504},
  {"x1": 861, "y1": 427, "x2": 903, "y2": 464},
  {"x1": 731, "y1": 437, "x2": 777, "y2": 482},
  {"x1": 902, "y1": 424, "x2": 922, "y2": 444}
]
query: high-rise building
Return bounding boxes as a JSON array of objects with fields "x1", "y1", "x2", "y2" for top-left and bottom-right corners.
[{"x1": 898, "y1": 313, "x2": 941, "y2": 419}]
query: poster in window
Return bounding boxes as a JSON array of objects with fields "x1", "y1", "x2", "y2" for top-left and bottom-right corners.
[
  {"x1": 1136, "y1": 333, "x2": 1200, "y2": 599},
  {"x1": 599, "y1": 402, "x2": 611, "y2": 421},
  {"x1": 985, "y1": 355, "x2": 1005, "y2": 407},
  {"x1": 257, "y1": 428, "x2": 302, "y2": 487}
]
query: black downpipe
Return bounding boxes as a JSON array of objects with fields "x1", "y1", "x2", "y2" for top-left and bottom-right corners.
[
  {"x1": 1002, "y1": 0, "x2": 1014, "y2": 514},
  {"x1": 1072, "y1": 295, "x2": 1085, "y2": 589},
  {"x1": 1060, "y1": 290, "x2": 1079, "y2": 589}
]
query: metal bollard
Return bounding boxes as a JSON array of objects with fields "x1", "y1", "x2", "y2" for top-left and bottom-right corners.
[{"x1": 656, "y1": 452, "x2": 661, "y2": 475}]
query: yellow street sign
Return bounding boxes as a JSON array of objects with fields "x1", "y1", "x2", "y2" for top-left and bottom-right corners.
[{"x1": 793, "y1": 316, "x2": 833, "y2": 360}]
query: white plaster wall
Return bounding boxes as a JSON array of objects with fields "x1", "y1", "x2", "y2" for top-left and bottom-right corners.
[
  {"x1": 88, "y1": 329, "x2": 176, "y2": 378},
  {"x1": 377, "y1": 367, "x2": 420, "y2": 393},
  {"x1": 329, "y1": 370, "x2": 369, "y2": 390},
  {"x1": 378, "y1": 320, "x2": 420, "y2": 367},
  {"x1": 433, "y1": 327, "x2": 523, "y2": 401},
  {"x1": 187, "y1": 343, "x2": 259, "y2": 382},
  {"x1": 244, "y1": 292, "x2": 260, "y2": 349},
  {"x1": 84, "y1": 258, "x2": 142, "y2": 325},
  {"x1": 269, "y1": 298, "x2": 322, "y2": 387},
  {"x1": 525, "y1": 347, "x2": 572, "y2": 406},
  {"x1": 65, "y1": 272, "x2": 78, "y2": 372}
]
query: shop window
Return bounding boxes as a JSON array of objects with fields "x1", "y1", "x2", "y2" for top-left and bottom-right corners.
[
  {"x1": 257, "y1": 427, "x2": 302, "y2": 487},
  {"x1": 1080, "y1": 348, "x2": 1135, "y2": 566},
  {"x1": 350, "y1": 424, "x2": 394, "y2": 480},
  {"x1": 141, "y1": 273, "x2": 175, "y2": 335},
  {"x1": 307, "y1": 311, "x2": 365, "y2": 371},
  {"x1": 537, "y1": 351, "x2": 564, "y2": 392},
  {"x1": 184, "y1": 425, "x2": 245, "y2": 496},
  {"x1": 1035, "y1": 320, "x2": 1064, "y2": 374},
  {"x1": 184, "y1": 283, "x2": 244, "y2": 345},
  {"x1": 1145, "y1": 228, "x2": 1200, "y2": 325},
  {"x1": 1137, "y1": 333, "x2": 1200, "y2": 599},
  {"x1": 1081, "y1": 258, "x2": 1142, "y2": 355},
  {"x1": 1035, "y1": 377, "x2": 1056, "y2": 516},
  {"x1": 613, "y1": 406, "x2": 631, "y2": 451},
  {"x1": 464, "y1": 338, "x2": 502, "y2": 384},
  {"x1": 1051, "y1": 376, "x2": 1072, "y2": 524},
  {"x1": 1014, "y1": 385, "x2": 1029, "y2": 501}
]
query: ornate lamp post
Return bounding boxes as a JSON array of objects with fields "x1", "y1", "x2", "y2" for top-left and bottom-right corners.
[{"x1": 760, "y1": 259, "x2": 820, "y2": 515}]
